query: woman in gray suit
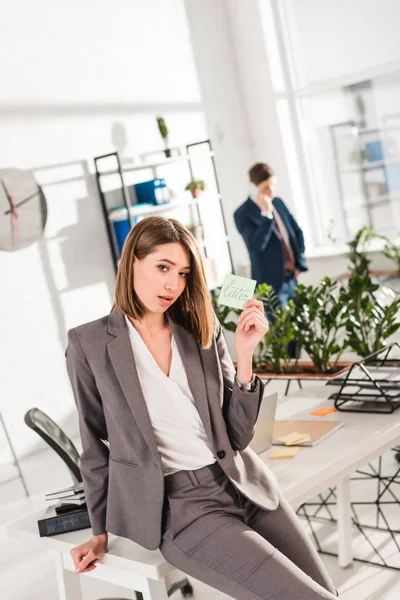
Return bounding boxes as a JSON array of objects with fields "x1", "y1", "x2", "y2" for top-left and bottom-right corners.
[{"x1": 67, "y1": 216, "x2": 339, "y2": 599}]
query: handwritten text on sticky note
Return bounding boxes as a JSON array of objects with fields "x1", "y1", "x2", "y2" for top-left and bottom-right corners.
[{"x1": 218, "y1": 274, "x2": 257, "y2": 310}]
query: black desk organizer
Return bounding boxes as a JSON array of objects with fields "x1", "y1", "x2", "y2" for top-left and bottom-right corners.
[{"x1": 326, "y1": 343, "x2": 400, "y2": 413}]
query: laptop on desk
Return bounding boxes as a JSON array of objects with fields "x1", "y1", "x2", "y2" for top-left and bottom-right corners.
[{"x1": 249, "y1": 391, "x2": 278, "y2": 455}]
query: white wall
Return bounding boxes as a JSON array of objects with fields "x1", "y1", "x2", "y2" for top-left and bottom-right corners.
[
  {"x1": 0, "y1": 0, "x2": 207, "y2": 465},
  {"x1": 286, "y1": 0, "x2": 400, "y2": 87}
]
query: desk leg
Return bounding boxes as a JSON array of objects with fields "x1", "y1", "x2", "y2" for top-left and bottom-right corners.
[
  {"x1": 336, "y1": 478, "x2": 353, "y2": 568},
  {"x1": 55, "y1": 552, "x2": 82, "y2": 600},
  {"x1": 140, "y1": 578, "x2": 168, "y2": 600}
]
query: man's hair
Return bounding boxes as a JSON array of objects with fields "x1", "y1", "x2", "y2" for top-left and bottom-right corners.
[{"x1": 248, "y1": 163, "x2": 275, "y2": 186}]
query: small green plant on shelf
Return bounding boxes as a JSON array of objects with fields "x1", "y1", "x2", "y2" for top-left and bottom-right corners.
[
  {"x1": 156, "y1": 116, "x2": 171, "y2": 158},
  {"x1": 185, "y1": 179, "x2": 205, "y2": 199}
]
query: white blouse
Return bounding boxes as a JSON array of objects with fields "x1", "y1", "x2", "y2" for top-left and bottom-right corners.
[{"x1": 125, "y1": 317, "x2": 216, "y2": 474}]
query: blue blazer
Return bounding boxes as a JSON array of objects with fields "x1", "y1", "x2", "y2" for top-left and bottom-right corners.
[{"x1": 234, "y1": 197, "x2": 308, "y2": 291}]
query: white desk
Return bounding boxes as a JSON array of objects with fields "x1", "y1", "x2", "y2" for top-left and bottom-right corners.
[
  {"x1": 263, "y1": 386, "x2": 400, "y2": 568},
  {"x1": 7, "y1": 386, "x2": 400, "y2": 600}
]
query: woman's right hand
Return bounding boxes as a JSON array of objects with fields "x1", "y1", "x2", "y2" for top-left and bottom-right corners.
[{"x1": 70, "y1": 533, "x2": 108, "y2": 574}]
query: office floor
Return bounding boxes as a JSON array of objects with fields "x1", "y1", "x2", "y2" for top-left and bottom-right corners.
[{"x1": 1, "y1": 436, "x2": 400, "y2": 600}]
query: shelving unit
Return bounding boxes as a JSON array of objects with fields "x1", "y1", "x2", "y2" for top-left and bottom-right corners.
[
  {"x1": 330, "y1": 118, "x2": 400, "y2": 237},
  {"x1": 94, "y1": 140, "x2": 234, "y2": 290}
]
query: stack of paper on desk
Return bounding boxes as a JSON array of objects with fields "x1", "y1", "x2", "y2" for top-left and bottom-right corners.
[{"x1": 272, "y1": 420, "x2": 344, "y2": 447}]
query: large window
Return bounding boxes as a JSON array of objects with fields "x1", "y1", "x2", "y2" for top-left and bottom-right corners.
[
  {"x1": 300, "y1": 75, "x2": 400, "y2": 241},
  {"x1": 265, "y1": 0, "x2": 400, "y2": 249}
]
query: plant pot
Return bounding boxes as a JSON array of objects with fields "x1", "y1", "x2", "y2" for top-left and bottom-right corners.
[
  {"x1": 164, "y1": 148, "x2": 171, "y2": 158},
  {"x1": 253, "y1": 361, "x2": 353, "y2": 380},
  {"x1": 190, "y1": 188, "x2": 200, "y2": 199}
]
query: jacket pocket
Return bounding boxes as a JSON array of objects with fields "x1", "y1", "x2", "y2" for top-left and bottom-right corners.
[{"x1": 110, "y1": 456, "x2": 138, "y2": 467}]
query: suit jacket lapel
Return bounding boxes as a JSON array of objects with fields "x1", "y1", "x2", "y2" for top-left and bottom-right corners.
[
  {"x1": 107, "y1": 309, "x2": 161, "y2": 467},
  {"x1": 170, "y1": 320, "x2": 215, "y2": 447}
]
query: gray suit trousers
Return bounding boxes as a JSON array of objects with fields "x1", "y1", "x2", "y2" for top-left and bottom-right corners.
[{"x1": 160, "y1": 463, "x2": 339, "y2": 600}]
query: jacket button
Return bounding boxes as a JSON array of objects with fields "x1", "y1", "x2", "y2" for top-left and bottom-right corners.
[{"x1": 217, "y1": 450, "x2": 226, "y2": 459}]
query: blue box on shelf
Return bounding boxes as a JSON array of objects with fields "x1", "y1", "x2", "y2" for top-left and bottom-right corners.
[
  {"x1": 129, "y1": 178, "x2": 170, "y2": 206},
  {"x1": 108, "y1": 207, "x2": 150, "y2": 254},
  {"x1": 365, "y1": 140, "x2": 384, "y2": 162}
]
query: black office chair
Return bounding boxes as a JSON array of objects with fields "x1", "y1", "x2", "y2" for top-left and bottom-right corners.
[
  {"x1": 24, "y1": 407, "x2": 82, "y2": 484},
  {"x1": 24, "y1": 407, "x2": 193, "y2": 599}
]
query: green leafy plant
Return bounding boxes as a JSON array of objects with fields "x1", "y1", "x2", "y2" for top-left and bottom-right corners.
[
  {"x1": 156, "y1": 116, "x2": 170, "y2": 156},
  {"x1": 340, "y1": 272, "x2": 400, "y2": 357},
  {"x1": 156, "y1": 116, "x2": 168, "y2": 142},
  {"x1": 346, "y1": 225, "x2": 377, "y2": 275},
  {"x1": 380, "y1": 235, "x2": 400, "y2": 272},
  {"x1": 291, "y1": 278, "x2": 347, "y2": 373},
  {"x1": 253, "y1": 284, "x2": 296, "y2": 373},
  {"x1": 185, "y1": 179, "x2": 205, "y2": 192}
]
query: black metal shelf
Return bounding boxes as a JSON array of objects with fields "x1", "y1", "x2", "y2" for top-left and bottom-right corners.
[
  {"x1": 94, "y1": 140, "x2": 234, "y2": 286},
  {"x1": 326, "y1": 343, "x2": 400, "y2": 413}
]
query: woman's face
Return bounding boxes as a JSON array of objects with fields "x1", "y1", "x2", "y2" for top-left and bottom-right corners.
[{"x1": 133, "y1": 242, "x2": 191, "y2": 314}]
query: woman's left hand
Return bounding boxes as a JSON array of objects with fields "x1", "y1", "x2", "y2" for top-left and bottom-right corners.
[{"x1": 234, "y1": 299, "x2": 269, "y2": 357}]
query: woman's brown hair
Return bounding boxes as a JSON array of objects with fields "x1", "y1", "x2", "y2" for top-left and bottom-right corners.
[{"x1": 113, "y1": 216, "x2": 215, "y2": 349}]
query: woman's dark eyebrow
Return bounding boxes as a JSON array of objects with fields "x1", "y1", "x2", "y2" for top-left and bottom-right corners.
[{"x1": 158, "y1": 258, "x2": 191, "y2": 270}]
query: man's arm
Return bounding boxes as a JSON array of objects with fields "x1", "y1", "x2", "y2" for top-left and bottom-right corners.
[{"x1": 234, "y1": 209, "x2": 275, "y2": 253}]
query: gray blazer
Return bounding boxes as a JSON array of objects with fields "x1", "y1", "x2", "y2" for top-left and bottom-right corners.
[{"x1": 66, "y1": 307, "x2": 280, "y2": 550}]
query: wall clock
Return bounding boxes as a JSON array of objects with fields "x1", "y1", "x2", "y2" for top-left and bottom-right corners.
[{"x1": 0, "y1": 168, "x2": 47, "y2": 251}]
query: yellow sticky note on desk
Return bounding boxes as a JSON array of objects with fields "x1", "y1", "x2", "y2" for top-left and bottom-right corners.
[
  {"x1": 277, "y1": 432, "x2": 311, "y2": 446},
  {"x1": 269, "y1": 446, "x2": 300, "y2": 459}
]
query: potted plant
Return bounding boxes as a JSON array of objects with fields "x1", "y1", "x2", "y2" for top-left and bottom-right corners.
[
  {"x1": 212, "y1": 282, "x2": 350, "y2": 378},
  {"x1": 340, "y1": 272, "x2": 400, "y2": 358},
  {"x1": 156, "y1": 116, "x2": 171, "y2": 158},
  {"x1": 290, "y1": 278, "x2": 350, "y2": 375},
  {"x1": 185, "y1": 179, "x2": 205, "y2": 199}
]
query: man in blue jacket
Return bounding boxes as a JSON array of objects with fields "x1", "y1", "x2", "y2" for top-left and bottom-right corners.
[{"x1": 234, "y1": 163, "x2": 308, "y2": 307}]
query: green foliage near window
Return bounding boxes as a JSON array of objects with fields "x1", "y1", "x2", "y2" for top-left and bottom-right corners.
[
  {"x1": 346, "y1": 225, "x2": 376, "y2": 275},
  {"x1": 380, "y1": 236, "x2": 400, "y2": 272},
  {"x1": 340, "y1": 272, "x2": 400, "y2": 357},
  {"x1": 291, "y1": 277, "x2": 348, "y2": 373},
  {"x1": 345, "y1": 226, "x2": 400, "y2": 274}
]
